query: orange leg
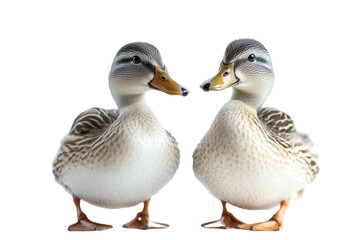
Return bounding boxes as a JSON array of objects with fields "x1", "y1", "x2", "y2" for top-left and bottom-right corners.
[
  {"x1": 123, "y1": 199, "x2": 169, "y2": 230},
  {"x1": 201, "y1": 200, "x2": 246, "y2": 229},
  {"x1": 239, "y1": 198, "x2": 291, "y2": 231},
  {"x1": 68, "y1": 195, "x2": 112, "y2": 231}
]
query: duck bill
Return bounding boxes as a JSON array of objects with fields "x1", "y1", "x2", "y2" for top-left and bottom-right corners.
[
  {"x1": 149, "y1": 66, "x2": 188, "y2": 96},
  {"x1": 200, "y1": 62, "x2": 238, "y2": 91}
]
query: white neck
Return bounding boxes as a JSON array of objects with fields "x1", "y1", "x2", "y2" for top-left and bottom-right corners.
[
  {"x1": 114, "y1": 94, "x2": 146, "y2": 109},
  {"x1": 231, "y1": 88, "x2": 267, "y2": 110}
]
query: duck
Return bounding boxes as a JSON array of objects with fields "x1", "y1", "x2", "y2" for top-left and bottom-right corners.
[
  {"x1": 53, "y1": 42, "x2": 188, "y2": 231},
  {"x1": 193, "y1": 39, "x2": 319, "y2": 231}
]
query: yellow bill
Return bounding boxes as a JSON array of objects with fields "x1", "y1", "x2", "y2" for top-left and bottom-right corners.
[
  {"x1": 149, "y1": 66, "x2": 188, "y2": 96},
  {"x1": 200, "y1": 62, "x2": 238, "y2": 91}
]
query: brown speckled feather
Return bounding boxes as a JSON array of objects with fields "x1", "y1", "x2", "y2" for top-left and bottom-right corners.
[
  {"x1": 258, "y1": 107, "x2": 319, "y2": 179},
  {"x1": 258, "y1": 107, "x2": 295, "y2": 140},
  {"x1": 53, "y1": 107, "x2": 177, "y2": 182},
  {"x1": 69, "y1": 108, "x2": 177, "y2": 143},
  {"x1": 70, "y1": 108, "x2": 119, "y2": 137},
  {"x1": 53, "y1": 108, "x2": 119, "y2": 181}
]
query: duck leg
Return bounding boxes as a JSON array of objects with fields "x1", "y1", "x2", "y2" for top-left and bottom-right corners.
[
  {"x1": 201, "y1": 200, "x2": 246, "y2": 229},
  {"x1": 123, "y1": 199, "x2": 169, "y2": 230},
  {"x1": 239, "y1": 198, "x2": 291, "y2": 231},
  {"x1": 68, "y1": 195, "x2": 113, "y2": 231}
]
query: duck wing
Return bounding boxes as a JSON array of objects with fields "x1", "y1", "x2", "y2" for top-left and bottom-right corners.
[
  {"x1": 257, "y1": 107, "x2": 296, "y2": 140},
  {"x1": 258, "y1": 107, "x2": 315, "y2": 147},
  {"x1": 53, "y1": 108, "x2": 119, "y2": 181},
  {"x1": 69, "y1": 107, "x2": 119, "y2": 141},
  {"x1": 258, "y1": 107, "x2": 319, "y2": 179}
]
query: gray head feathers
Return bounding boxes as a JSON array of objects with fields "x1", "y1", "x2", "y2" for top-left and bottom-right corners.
[
  {"x1": 224, "y1": 39, "x2": 269, "y2": 64},
  {"x1": 222, "y1": 39, "x2": 274, "y2": 109},
  {"x1": 115, "y1": 42, "x2": 164, "y2": 68}
]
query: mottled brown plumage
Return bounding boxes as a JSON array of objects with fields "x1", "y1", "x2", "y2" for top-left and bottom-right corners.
[
  {"x1": 194, "y1": 39, "x2": 318, "y2": 231},
  {"x1": 53, "y1": 42, "x2": 188, "y2": 231},
  {"x1": 258, "y1": 107, "x2": 319, "y2": 177},
  {"x1": 53, "y1": 108, "x2": 118, "y2": 181}
]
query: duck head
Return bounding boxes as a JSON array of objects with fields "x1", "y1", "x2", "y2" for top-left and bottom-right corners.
[
  {"x1": 109, "y1": 42, "x2": 188, "y2": 107},
  {"x1": 201, "y1": 39, "x2": 274, "y2": 109}
]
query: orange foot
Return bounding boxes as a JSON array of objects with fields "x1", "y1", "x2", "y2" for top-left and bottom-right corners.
[
  {"x1": 123, "y1": 199, "x2": 169, "y2": 230},
  {"x1": 241, "y1": 198, "x2": 290, "y2": 231},
  {"x1": 68, "y1": 216, "x2": 113, "y2": 231},
  {"x1": 201, "y1": 201, "x2": 245, "y2": 229},
  {"x1": 239, "y1": 218, "x2": 281, "y2": 231},
  {"x1": 68, "y1": 195, "x2": 112, "y2": 231},
  {"x1": 123, "y1": 212, "x2": 169, "y2": 230},
  {"x1": 203, "y1": 198, "x2": 290, "y2": 231}
]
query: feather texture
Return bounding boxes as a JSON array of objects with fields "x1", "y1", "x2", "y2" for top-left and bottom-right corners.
[{"x1": 258, "y1": 107, "x2": 319, "y2": 178}]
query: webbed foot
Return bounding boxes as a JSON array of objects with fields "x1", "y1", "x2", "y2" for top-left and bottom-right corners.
[{"x1": 123, "y1": 199, "x2": 169, "y2": 230}]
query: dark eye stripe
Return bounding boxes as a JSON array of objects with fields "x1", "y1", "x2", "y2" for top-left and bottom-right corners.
[
  {"x1": 142, "y1": 61, "x2": 155, "y2": 73},
  {"x1": 231, "y1": 56, "x2": 268, "y2": 71},
  {"x1": 116, "y1": 57, "x2": 133, "y2": 65},
  {"x1": 115, "y1": 58, "x2": 157, "y2": 74},
  {"x1": 255, "y1": 57, "x2": 266, "y2": 64}
]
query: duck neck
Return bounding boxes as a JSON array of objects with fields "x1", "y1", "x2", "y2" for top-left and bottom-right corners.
[
  {"x1": 231, "y1": 88, "x2": 266, "y2": 110},
  {"x1": 114, "y1": 94, "x2": 146, "y2": 109}
]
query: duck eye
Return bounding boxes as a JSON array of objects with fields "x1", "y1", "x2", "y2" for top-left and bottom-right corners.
[
  {"x1": 248, "y1": 53, "x2": 256, "y2": 62},
  {"x1": 132, "y1": 56, "x2": 141, "y2": 64}
]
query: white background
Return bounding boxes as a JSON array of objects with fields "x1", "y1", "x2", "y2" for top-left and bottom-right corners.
[{"x1": 1, "y1": 0, "x2": 359, "y2": 239}]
